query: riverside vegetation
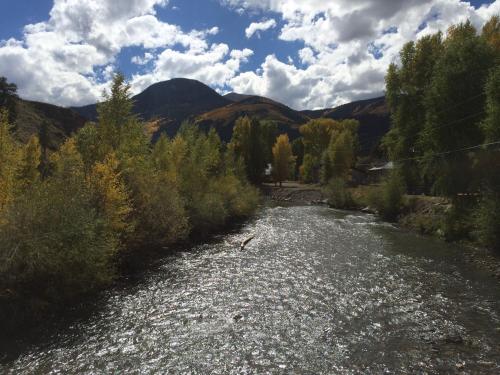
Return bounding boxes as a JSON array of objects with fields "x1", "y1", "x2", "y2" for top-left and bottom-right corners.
[
  {"x1": 295, "y1": 18, "x2": 500, "y2": 251},
  {"x1": 0, "y1": 74, "x2": 260, "y2": 331}
]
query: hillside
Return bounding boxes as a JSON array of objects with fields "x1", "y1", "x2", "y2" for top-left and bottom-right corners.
[
  {"x1": 13, "y1": 80, "x2": 391, "y2": 152},
  {"x1": 14, "y1": 98, "x2": 87, "y2": 149},
  {"x1": 223, "y1": 92, "x2": 254, "y2": 102},
  {"x1": 73, "y1": 78, "x2": 231, "y2": 137},
  {"x1": 195, "y1": 95, "x2": 309, "y2": 141}
]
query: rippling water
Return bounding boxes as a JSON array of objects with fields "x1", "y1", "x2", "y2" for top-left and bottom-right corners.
[{"x1": 2, "y1": 206, "x2": 500, "y2": 374}]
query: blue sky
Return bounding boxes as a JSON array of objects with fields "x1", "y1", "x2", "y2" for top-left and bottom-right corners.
[{"x1": 0, "y1": 0, "x2": 498, "y2": 109}]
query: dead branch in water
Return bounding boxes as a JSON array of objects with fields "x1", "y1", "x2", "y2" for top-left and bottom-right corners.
[{"x1": 240, "y1": 235, "x2": 254, "y2": 250}]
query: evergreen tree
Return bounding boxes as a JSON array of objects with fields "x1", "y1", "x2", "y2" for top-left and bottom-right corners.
[{"x1": 0, "y1": 76, "x2": 18, "y2": 125}]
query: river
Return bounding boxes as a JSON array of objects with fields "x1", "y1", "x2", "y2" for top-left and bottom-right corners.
[{"x1": 1, "y1": 205, "x2": 500, "y2": 374}]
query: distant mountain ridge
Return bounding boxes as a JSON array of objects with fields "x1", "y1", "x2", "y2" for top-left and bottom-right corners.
[
  {"x1": 13, "y1": 99, "x2": 86, "y2": 149},
  {"x1": 14, "y1": 78, "x2": 390, "y2": 154}
]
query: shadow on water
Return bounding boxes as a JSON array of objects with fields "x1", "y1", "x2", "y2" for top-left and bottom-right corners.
[{"x1": 0, "y1": 216, "x2": 255, "y2": 365}]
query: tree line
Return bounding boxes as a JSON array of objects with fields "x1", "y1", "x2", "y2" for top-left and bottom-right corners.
[
  {"x1": 383, "y1": 16, "x2": 500, "y2": 248},
  {"x1": 0, "y1": 74, "x2": 259, "y2": 326}
]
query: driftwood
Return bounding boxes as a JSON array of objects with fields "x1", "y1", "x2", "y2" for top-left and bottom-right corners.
[{"x1": 240, "y1": 235, "x2": 254, "y2": 250}]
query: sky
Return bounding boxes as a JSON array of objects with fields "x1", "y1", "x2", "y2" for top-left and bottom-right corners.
[{"x1": 0, "y1": 0, "x2": 499, "y2": 110}]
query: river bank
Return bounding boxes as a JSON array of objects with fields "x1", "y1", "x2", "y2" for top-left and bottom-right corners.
[
  {"x1": 262, "y1": 182, "x2": 500, "y2": 281},
  {"x1": 260, "y1": 182, "x2": 326, "y2": 205}
]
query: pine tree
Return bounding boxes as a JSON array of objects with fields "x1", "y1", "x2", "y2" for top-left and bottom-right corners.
[{"x1": 0, "y1": 77, "x2": 18, "y2": 125}]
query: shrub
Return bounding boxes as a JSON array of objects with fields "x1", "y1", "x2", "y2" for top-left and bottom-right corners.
[
  {"x1": 0, "y1": 176, "x2": 118, "y2": 301},
  {"x1": 368, "y1": 172, "x2": 405, "y2": 221},
  {"x1": 325, "y1": 178, "x2": 354, "y2": 209},
  {"x1": 474, "y1": 194, "x2": 500, "y2": 250}
]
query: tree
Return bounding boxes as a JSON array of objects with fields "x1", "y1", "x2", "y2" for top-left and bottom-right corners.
[
  {"x1": 482, "y1": 65, "x2": 500, "y2": 143},
  {"x1": 322, "y1": 125, "x2": 358, "y2": 183},
  {"x1": 420, "y1": 21, "x2": 494, "y2": 197},
  {"x1": 89, "y1": 153, "x2": 133, "y2": 237},
  {"x1": 482, "y1": 15, "x2": 500, "y2": 54},
  {"x1": 260, "y1": 120, "x2": 278, "y2": 166},
  {"x1": 299, "y1": 118, "x2": 339, "y2": 182},
  {"x1": 0, "y1": 109, "x2": 20, "y2": 211},
  {"x1": 96, "y1": 73, "x2": 147, "y2": 163},
  {"x1": 272, "y1": 134, "x2": 295, "y2": 186},
  {"x1": 0, "y1": 77, "x2": 18, "y2": 125},
  {"x1": 18, "y1": 135, "x2": 41, "y2": 189},
  {"x1": 229, "y1": 116, "x2": 266, "y2": 183},
  {"x1": 383, "y1": 33, "x2": 443, "y2": 192},
  {"x1": 76, "y1": 123, "x2": 101, "y2": 174}
]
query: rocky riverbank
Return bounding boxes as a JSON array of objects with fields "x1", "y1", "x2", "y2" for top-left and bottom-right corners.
[{"x1": 260, "y1": 182, "x2": 327, "y2": 205}]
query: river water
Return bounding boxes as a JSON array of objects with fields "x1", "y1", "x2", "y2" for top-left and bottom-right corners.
[{"x1": 1, "y1": 205, "x2": 500, "y2": 374}]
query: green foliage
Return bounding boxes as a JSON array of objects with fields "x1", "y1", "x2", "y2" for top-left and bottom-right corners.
[
  {"x1": 325, "y1": 178, "x2": 354, "y2": 209},
  {"x1": 421, "y1": 21, "x2": 494, "y2": 197},
  {"x1": 383, "y1": 33, "x2": 443, "y2": 192},
  {"x1": 166, "y1": 124, "x2": 259, "y2": 237},
  {"x1": 291, "y1": 138, "x2": 304, "y2": 177},
  {"x1": 474, "y1": 193, "x2": 500, "y2": 250},
  {"x1": 18, "y1": 135, "x2": 41, "y2": 189},
  {"x1": 299, "y1": 153, "x2": 316, "y2": 183},
  {"x1": 368, "y1": 172, "x2": 405, "y2": 221},
  {"x1": 260, "y1": 120, "x2": 279, "y2": 166},
  {"x1": 75, "y1": 123, "x2": 101, "y2": 173},
  {"x1": 229, "y1": 116, "x2": 267, "y2": 184},
  {"x1": 0, "y1": 76, "x2": 18, "y2": 125},
  {"x1": 482, "y1": 65, "x2": 500, "y2": 143}
]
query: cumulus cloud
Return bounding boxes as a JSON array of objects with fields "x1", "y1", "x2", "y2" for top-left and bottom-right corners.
[
  {"x1": 0, "y1": 0, "x2": 248, "y2": 106},
  {"x1": 224, "y1": 0, "x2": 500, "y2": 109},
  {"x1": 245, "y1": 19, "x2": 277, "y2": 38}
]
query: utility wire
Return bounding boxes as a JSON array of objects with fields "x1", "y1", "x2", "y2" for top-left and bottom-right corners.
[{"x1": 360, "y1": 140, "x2": 500, "y2": 167}]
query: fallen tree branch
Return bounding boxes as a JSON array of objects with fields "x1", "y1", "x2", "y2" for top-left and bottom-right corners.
[{"x1": 240, "y1": 235, "x2": 254, "y2": 250}]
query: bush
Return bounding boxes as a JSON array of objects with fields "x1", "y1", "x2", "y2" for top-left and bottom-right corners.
[
  {"x1": 325, "y1": 178, "x2": 354, "y2": 209},
  {"x1": 126, "y1": 166, "x2": 189, "y2": 248},
  {"x1": 0, "y1": 176, "x2": 118, "y2": 302},
  {"x1": 368, "y1": 172, "x2": 405, "y2": 221},
  {"x1": 474, "y1": 194, "x2": 500, "y2": 250}
]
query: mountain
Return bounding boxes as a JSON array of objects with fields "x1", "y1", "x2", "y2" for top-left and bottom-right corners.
[
  {"x1": 195, "y1": 95, "x2": 310, "y2": 141},
  {"x1": 14, "y1": 98, "x2": 87, "y2": 149},
  {"x1": 73, "y1": 78, "x2": 231, "y2": 137},
  {"x1": 14, "y1": 79, "x2": 390, "y2": 154},
  {"x1": 223, "y1": 92, "x2": 254, "y2": 102},
  {"x1": 303, "y1": 96, "x2": 390, "y2": 154}
]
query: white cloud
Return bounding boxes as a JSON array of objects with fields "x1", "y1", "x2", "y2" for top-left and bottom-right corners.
[
  {"x1": 224, "y1": 0, "x2": 500, "y2": 109},
  {"x1": 0, "y1": 0, "x2": 246, "y2": 106},
  {"x1": 131, "y1": 52, "x2": 155, "y2": 65},
  {"x1": 245, "y1": 19, "x2": 277, "y2": 38}
]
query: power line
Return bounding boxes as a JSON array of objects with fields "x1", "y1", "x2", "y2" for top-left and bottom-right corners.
[{"x1": 361, "y1": 140, "x2": 500, "y2": 167}]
